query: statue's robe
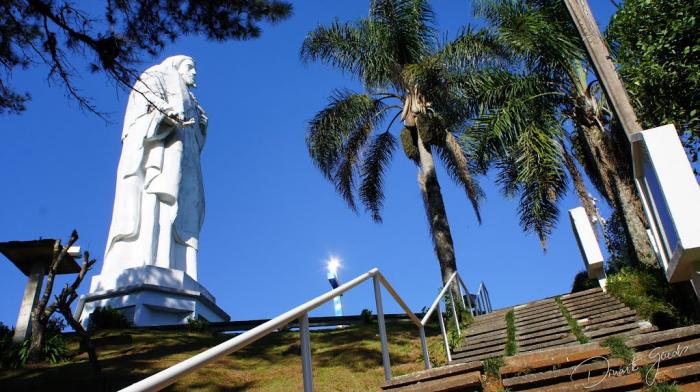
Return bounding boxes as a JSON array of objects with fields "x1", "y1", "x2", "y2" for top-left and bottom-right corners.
[{"x1": 102, "y1": 58, "x2": 206, "y2": 280}]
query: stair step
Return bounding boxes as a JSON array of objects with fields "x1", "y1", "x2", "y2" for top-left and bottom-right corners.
[
  {"x1": 563, "y1": 296, "x2": 619, "y2": 313},
  {"x1": 533, "y1": 358, "x2": 700, "y2": 391},
  {"x1": 451, "y1": 343, "x2": 505, "y2": 359},
  {"x1": 582, "y1": 315, "x2": 640, "y2": 332},
  {"x1": 514, "y1": 308, "x2": 560, "y2": 323},
  {"x1": 500, "y1": 342, "x2": 610, "y2": 376},
  {"x1": 382, "y1": 371, "x2": 482, "y2": 392},
  {"x1": 514, "y1": 301, "x2": 558, "y2": 316},
  {"x1": 382, "y1": 361, "x2": 482, "y2": 390},
  {"x1": 560, "y1": 287, "x2": 603, "y2": 301},
  {"x1": 569, "y1": 302, "x2": 629, "y2": 319},
  {"x1": 518, "y1": 337, "x2": 579, "y2": 353},
  {"x1": 581, "y1": 308, "x2": 637, "y2": 325},
  {"x1": 516, "y1": 319, "x2": 568, "y2": 336},
  {"x1": 451, "y1": 349, "x2": 505, "y2": 363},
  {"x1": 586, "y1": 322, "x2": 652, "y2": 339},
  {"x1": 518, "y1": 332, "x2": 574, "y2": 348},
  {"x1": 503, "y1": 356, "x2": 624, "y2": 389},
  {"x1": 626, "y1": 324, "x2": 700, "y2": 350},
  {"x1": 515, "y1": 312, "x2": 564, "y2": 327},
  {"x1": 455, "y1": 337, "x2": 506, "y2": 352},
  {"x1": 504, "y1": 336, "x2": 700, "y2": 389}
]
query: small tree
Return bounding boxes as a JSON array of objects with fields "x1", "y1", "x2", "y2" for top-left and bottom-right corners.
[{"x1": 27, "y1": 230, "x2": 97, "y2": 368}]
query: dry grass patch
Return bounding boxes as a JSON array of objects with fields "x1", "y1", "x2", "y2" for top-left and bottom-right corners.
[{"x1": 0, "y1": 322, "x2": 443, "y2": 391}]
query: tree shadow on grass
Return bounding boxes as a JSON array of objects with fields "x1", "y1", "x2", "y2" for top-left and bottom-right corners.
[
  {"x1": 313, "y1": 343, "x2": 414, "y2": 372},
  {"x1": 175, "y1": 380, "x2": 257, "y2": 392}
]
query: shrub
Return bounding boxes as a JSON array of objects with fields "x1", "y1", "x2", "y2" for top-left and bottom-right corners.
[
  {"x1": 186, "y1": 317, "x2": 210, "y2": 332},
  {"x1": 42, "y1": 334, "x2": 68, "y2": 364},
  {"x1": 360, "y1": 309, "x2": 373, "y2": 324},
  {"x1": 0, "y1": 322, "x2": 17, "y2": 368},
  {"x1": 0, "y1": 320, "x2": 68, "y2": 367},
  {"x1": 88, "y1": 306, "x2": 131, "y2": 332},
  {"x1": 483, "y1": 356, "x2": 504, "y2": 378},
  {"x1": 606, "y1": 267, "x2": 679, "y2": 329},
  {"x1": 571, "y1": 271, "x2": 599, "y2": 293}
]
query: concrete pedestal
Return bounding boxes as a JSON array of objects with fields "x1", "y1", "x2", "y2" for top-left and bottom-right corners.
[
  {"x1": 13, "y1": 263, "x2": 45, "y2": 342},
  {"x1": 76, "y1": 265, "x2": 229, "y2": 326}
]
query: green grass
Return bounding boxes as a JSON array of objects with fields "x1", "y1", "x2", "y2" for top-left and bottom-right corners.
[
  {"x1": 601, "y1": 336, "x2": 635, "y2": 364},
  {"x1": 606, "y1": 267, "x2": 681, "y2": 329},
  {"x1": 482, "y1": 356, "x2": 504, "y2": 378},
  {"x1": 504, "y1": 310, "x2": 517, "y2": 356},
  {"x1": 0, "y1": 323, "x2": 444, "y2": 391},
  {"x1": 555, "y1": 296, "x2": 590, "y2": 344},
  {"x1": 646, "y1": 382, "x2": 680, "y2": 392}
]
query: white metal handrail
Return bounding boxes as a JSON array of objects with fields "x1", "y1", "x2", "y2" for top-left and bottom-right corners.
[
  {"x1": 418, "y1": 271, "x2": 494, "y2": 367},
  {"x1": 120, "y1": 268, "x2": 492, "y2": 391},
  {"x1": 476, "y1": 281, "x2": 493, "y2": 314},
  {"x1": 121, "y1": 268, "x2": 425, "y2": 392}
]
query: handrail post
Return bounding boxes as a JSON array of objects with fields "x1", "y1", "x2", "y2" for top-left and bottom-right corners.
[
  {"x1": 419, "y1": 325, "x2": 431, "y2": 370},
  {"x1": 299, "y1": 313, "x2": 313, "y2": 392},
  {"x1": 436, "y1": 303, "x2": 452, "y2": 363},
  {"x1": 484, "y1": 286, "x2": 493, "y2": 313},
  {"x1": 448, "y1": 290, "x2": 461, "y2": 337},
  {"x1": 456, "y1": 274, "x2": 466, "y2": 309},
  {"x1": 373, "y1": 275, "x2": 391, "y2": 382},
  {"x1": 458, "y1": 275, "x2": 474, "y2": 317}
]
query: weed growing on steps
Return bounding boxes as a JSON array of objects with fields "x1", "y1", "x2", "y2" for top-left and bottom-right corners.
[
  {"x1": 601, "y1": 336, "x2": 635, "y2": 364},
  {"x1": 482, "y1": 356, "x2": 504, "y2": 378},
  {"x1": 646, "y1": 382, "x2": 680, "y2": 392},
  {"x1": 554, "y1": 296, "x2": 590, "y2": 344},
  {"x1": 504, "y1": 310, "x2": 517, "y2": 356}
]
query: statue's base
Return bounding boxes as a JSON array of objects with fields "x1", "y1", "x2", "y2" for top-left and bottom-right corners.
[{"x1": 76, "y1": 266, "x2": 230, "y2": 327}]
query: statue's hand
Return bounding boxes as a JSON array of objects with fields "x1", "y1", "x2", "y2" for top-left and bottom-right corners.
[
  {"x1": 163, "y1": 111, "x2": 188, "y2": 126},
  {"x1": 167, "y1": 111, "x2": 185, "y2": 122}
]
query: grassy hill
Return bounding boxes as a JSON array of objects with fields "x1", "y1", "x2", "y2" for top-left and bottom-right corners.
[{"x1": 0, "y1": 322, "x2": 445, "y2": 391}]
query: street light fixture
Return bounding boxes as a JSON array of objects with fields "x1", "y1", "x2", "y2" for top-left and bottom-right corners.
[{"x1": 327, "y1": 257, "x2": 343, "y2": 317}]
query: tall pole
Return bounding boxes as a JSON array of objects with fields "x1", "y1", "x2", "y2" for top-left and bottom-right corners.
[{"x1": 563, "y1": 0, "x2": 642, "y2": 142}]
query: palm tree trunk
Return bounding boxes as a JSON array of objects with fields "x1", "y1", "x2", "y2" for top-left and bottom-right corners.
[
  {"x1": 611, "y1": 173, "x2": 656, "y2": 265},
  {"x1": 577, "y1": 122, "x2": 655, "y2": 266},
  {"x1": 562, "y1": 143, "x2": 597, "y2": 225},
  {"x1": 415, "y1": 129, "x2": 461, "y2": 301}
]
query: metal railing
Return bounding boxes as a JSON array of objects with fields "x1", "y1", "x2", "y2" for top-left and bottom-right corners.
[
  {"x1": 418, "y1": 272, "x2": 494, "y2": 365},
  {"x1": 475, "y1": 281, "x2": 493, "y2": 314},
  {"x1": 120, "y1": 268, "x2": 491, "y2": 392}
]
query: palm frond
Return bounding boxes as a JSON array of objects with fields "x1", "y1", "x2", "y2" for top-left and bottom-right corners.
[
  {"x1": 369, "y1": 0, "x2": 436, "y2": 66},
  {"x1": 475, "y1": 0, "x2": 584, "y2": 78},
  {"x1": 513, "y1": 116, "x2": 568, "y2": 249},
  {"x1": 437, "y1": 26, "x2": 510, "y2": 70},
  {"x1": 306, "y1": 91, "x2": 389, "y2": 209},
  {"x1": 437, "y1": 132, "x2": 483, "y2": 223},
  {"x1": 359, "y1": 131, "x2": 397, "y2": 222},
  {"x1": 301, "y1": 20, "x2": 368, "y2": 77}
]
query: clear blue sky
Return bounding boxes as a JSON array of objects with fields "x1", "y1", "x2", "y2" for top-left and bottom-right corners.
[{"x1": 0, "y1": 1, "x2": 619, "y2": 327}]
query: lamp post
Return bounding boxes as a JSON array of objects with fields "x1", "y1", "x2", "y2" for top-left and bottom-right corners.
[{"x1": 327, "y1": 257, "x2": 343, "y2": 317}]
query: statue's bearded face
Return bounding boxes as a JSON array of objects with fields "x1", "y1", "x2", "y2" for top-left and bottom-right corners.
[{"x1": 178, "y1": 59, "x2": 197, "y2": 87}]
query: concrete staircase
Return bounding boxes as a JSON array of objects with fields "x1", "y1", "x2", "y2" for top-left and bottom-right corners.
[{"x1": 382, "y1": 288, "x2": 700, "y2": 391}]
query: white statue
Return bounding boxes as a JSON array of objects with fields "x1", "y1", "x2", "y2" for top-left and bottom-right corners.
[{"x1": 103, "y1": 55, "x2": 207, "y2": 280}]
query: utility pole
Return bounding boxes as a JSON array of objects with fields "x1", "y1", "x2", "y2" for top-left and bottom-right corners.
[{"x1": 563, "y1": 0, "x2": 642, "y2": 142}]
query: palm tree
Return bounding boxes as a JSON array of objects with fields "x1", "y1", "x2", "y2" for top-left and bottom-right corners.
[
  {"x1": 466, "y1": 0, "x2": 654, "y2": 264},
  {"x1": 301, "y1": 0, "x2": 498, "y2": 290}
]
